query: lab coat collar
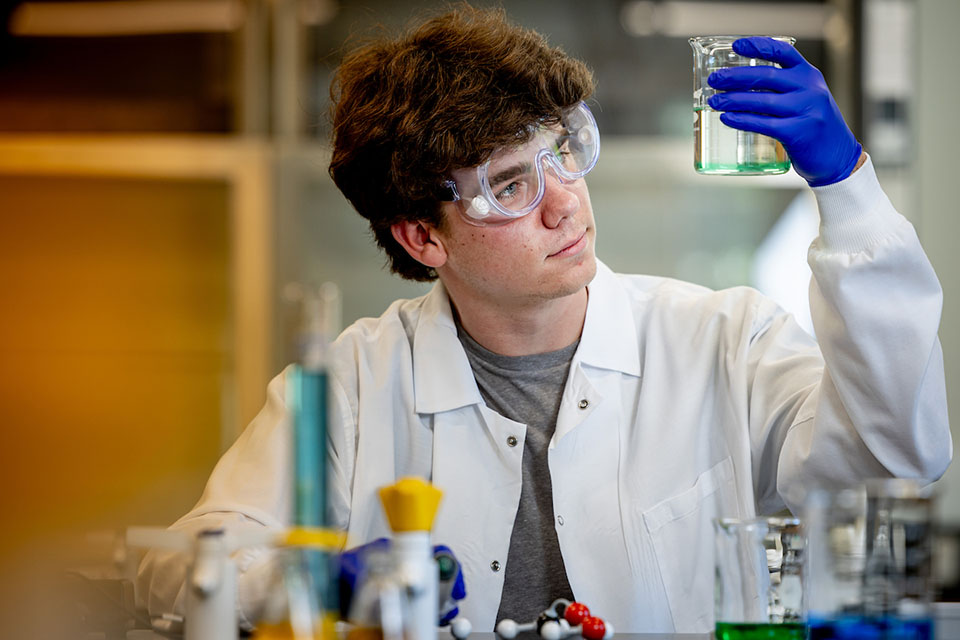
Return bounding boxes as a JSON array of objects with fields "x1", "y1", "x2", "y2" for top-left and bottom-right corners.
[
  {"x1": 412, "y1": 259, "x2": 641, "y2": 414},
  {"x1": 578, "y1": 260, "x2": 642, "y2": 378},
  {"x1": 412, "y1": 280, "x2": 484, "y2": 414}
]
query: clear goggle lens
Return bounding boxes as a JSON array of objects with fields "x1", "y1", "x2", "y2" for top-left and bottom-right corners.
[{"x1": 444, "y1": 101, "x2": 600, "y2": 225}]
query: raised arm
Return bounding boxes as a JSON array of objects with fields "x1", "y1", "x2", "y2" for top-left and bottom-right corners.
[{"x1": 711, "y1": 38, "x2": 951, "y2": 512}]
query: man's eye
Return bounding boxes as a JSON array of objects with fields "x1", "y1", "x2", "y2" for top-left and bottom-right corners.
[{"x1": 496, "y1": 181, "x2": 520, "y2": 201}]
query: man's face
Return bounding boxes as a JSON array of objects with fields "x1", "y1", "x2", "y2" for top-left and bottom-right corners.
[{"x1": 433, "y1": 172, "x2": 597, "y2": 309}]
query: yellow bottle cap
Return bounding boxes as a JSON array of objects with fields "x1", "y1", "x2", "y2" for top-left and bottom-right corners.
[
  {"x1": 378, "y1": 477, "x2": 443, "y2": 532},
  {"x1": 283, "y1": 527, "x2": 348, "y2": 551}
]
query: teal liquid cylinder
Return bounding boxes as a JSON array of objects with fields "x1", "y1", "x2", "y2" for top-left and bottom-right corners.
[
  {"x1": 290, "y1": 366, "x2": 328, "y2": 527},
  {"x1": 287, "y1": 364, "x2": 337, "y2": 614}
]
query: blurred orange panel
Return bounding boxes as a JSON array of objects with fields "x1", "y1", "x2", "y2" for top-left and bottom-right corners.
[{"x1": 0, "y1": 174, "x2": 230, "y2": 558}]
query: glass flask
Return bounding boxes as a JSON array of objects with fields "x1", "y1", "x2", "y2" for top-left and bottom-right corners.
[
  {"x1": 714, "y1": 517, "x2": 806, "y2": 640},
  {"x1": 253, "y1": 547, "x2": 327, "y2": 640},
  {"x1": 689, "y1": 36, "x2": 794, "y2": 176}
]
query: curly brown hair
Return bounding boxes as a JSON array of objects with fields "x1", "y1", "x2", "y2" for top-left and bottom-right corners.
[{"x1": 328, "y1": 4, "x2": 595, "y2": 281}]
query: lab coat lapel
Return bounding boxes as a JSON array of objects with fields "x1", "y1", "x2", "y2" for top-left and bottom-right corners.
[{"x1": 549, "y1": 263, "x2": 651, "y2": 628}]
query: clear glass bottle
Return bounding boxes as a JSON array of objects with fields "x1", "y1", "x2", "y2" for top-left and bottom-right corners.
[{"x1": 714, "y1": 517, "x2": 806, "y2": 640}]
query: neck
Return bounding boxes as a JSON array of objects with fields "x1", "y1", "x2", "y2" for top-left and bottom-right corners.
[{"x1": 449, "y1": 287, "x2": 588, "y2": 357}]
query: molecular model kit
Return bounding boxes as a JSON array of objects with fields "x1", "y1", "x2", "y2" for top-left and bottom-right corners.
[{"x1": 494, "y1": 599, "x2": 614, "y2": 640}]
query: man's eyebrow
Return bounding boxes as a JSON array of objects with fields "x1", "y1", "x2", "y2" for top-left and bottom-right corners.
[{"x1": 489, "y1": 162, "x2": 529, "y2": 187}]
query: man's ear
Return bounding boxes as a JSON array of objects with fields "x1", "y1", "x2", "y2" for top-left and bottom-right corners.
[{"x1": 391, "y1": 220, "x2": 448, "y2": 269}]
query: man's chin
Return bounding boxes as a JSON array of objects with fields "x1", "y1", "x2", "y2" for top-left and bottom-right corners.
[
  {"x1": 544, "y1": 253, "x2": 597, "y2": 300},
  {"x1": 573, "y1": 249, "x2": 598, "y2": 282}
]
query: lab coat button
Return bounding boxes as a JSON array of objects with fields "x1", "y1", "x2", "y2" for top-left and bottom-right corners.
[
  {"x1": 557, "y1": 515, "x2": 564, "y2": 526},
  {"x1": 506, "y1": 435, "x2": 518, "y2": 447},
  {"x1": 491, "y1": 560, "x2": 501, "y2": 572},
  {"x1": 578, "y1": 399, "x2": 589, "y2": 409}
]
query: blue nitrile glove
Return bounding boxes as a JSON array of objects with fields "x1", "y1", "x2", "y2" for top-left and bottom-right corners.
[
  {"x1": 433, "y1": 544, "x2": 467, "y2": 625},
  {"x1": 338, "y1": 537, "x2": 392, "y2": 619},
  {"x1": 337, "y1": 538, "x2": 467, "y2": 625},
  {"x1": 706, "y1": 36, "x2": 863, "y2": 187}
]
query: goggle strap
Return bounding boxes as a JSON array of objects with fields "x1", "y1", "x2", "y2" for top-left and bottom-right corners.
[{"x1": 436, "y1": 180, "x2": 460, "y2": 203}]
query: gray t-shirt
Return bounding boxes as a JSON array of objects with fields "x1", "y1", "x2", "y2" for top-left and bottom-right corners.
[{"x1": 456, "y1": 323, "x2": 578, "y2": 623}]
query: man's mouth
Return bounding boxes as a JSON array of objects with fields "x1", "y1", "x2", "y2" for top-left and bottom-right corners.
[{"x1": 549, "y1": 231, "x2": 587, "y2": 257}]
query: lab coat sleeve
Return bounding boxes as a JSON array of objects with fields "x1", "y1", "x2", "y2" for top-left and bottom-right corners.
[
  {"x1": 136, "y1": 364, "x2": 358, "y2": 630},
  {"x1": 748, "y1": 156, "x2": 951, "y2": 514}
]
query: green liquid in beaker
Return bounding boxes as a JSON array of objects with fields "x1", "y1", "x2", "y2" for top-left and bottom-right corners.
[
  {"x1": 694, "y1": 107, "x2": 791, "y2": 175},
  {"x1": 715, "y1": 621, "x2": 807, "y2": 640}
]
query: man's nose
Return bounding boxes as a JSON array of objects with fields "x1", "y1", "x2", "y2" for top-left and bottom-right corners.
[{"x1": 539, "y1": 168, "x2": 580, "y2": 228}]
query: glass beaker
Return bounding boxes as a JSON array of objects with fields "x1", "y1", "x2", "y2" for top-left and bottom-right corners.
[
  {"x1": 714, "y1": 517, "x2": 806, "y2": 640},
  {"x1": 805, "y1": 480, "x2": 936, "y2": 640},
  {"x1": 689, "y1": 36, "x2": 794, "y2": 176},
  {"x1": 253, "y1": 547, "x2": 327, "y2": 640}
]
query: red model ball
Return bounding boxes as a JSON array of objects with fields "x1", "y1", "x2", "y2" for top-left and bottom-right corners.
[
  {"x1": 580, "y1": 616, "x2": 606, "y2": 640},
  {"x1": 564, "y1": 602, "x2": 590, "y2": 626}
]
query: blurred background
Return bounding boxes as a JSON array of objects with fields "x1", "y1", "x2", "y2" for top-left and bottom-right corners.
[{"x1": 0, "y1": 0, "x2": 958, "y2": 631}]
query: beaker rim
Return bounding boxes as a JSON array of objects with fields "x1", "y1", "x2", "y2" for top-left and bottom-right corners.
[
  {"x1": 688, "y1": 35, "x2": 797, "y2": 45},
  {"x1": 690, "y1": 33, "x2": 796, "y2": 41}
]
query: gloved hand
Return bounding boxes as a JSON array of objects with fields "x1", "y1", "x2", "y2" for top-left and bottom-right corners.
[
  {"x1": 433, "y1": 544, "x2": 467, "y2": 625},
  {"x1": 338, "y1": 537, "x2": 391, "y2": 619},
  {"x1": 706, "y1": 36, "x2": 863, "y2": 187},
  {"x1": 337, "y1": 538, "x2": 467, "y2": 625}
]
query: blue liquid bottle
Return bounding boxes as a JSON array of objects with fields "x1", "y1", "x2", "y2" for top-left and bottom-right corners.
[
  {"x1": 808, "y1": 615, "x2": 933, "y2": 640},
  {"x1": 805, "y1": 481, "x2": 937, "y2": 640}
]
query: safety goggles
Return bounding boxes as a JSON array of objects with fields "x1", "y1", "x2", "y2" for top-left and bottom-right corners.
[{"x1": 439, "y1": 102, "x2": 600, "y2": 226}]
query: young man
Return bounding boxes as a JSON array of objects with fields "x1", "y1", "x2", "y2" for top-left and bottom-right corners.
[{"x1": 139, "y1": 6, "x2": 951, "y2": 634}]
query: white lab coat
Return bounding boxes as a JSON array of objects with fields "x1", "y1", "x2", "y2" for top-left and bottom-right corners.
[{"x1": 138, "y1": 158, "x2": 951, "y2": 633}]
